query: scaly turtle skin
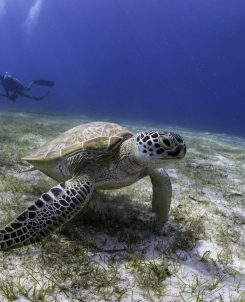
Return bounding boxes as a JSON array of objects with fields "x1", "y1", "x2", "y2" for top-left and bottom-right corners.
[{"x1": 0, "y1": 121, "x2": 186, "y2": 250}]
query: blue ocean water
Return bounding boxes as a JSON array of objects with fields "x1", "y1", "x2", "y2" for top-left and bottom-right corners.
[{"x1": 0, "y1": 0, "x2": 244, "y2": 136}]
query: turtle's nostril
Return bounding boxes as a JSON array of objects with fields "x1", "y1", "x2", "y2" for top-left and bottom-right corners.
[{"x1": 183, "y1": 144, "x2": 187, "y2": 155}]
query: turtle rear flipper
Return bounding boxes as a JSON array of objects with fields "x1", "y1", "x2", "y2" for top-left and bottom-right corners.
[{"x1": 0, "y1": 176, "x2": 94, "y2": 250}]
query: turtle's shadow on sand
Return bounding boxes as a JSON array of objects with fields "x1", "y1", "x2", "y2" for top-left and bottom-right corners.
[
  {"x1": 59, "y1": 192, "x2": 237, "y2": 282},
  {"x1": 61, "y1": 191, "x2": 196, "y2": 258}
]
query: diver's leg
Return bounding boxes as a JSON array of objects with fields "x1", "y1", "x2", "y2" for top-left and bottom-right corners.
[
  {"x1": 25, "y1": 81, "x2": 34, "y2": 90},
  {"x1": 26, "y1": 80, "x2": 55, "y2": 90},
  {"x1": 18, "y1": 91, "x2": 49, "y2": 101}
]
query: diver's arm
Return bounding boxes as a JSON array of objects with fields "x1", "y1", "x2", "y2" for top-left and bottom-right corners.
[{"x1": 0, "y1": 92, "x2": 17, "y2": 102}]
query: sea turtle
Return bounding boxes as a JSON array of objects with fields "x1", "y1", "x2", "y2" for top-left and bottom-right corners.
[{"x1": 0, "y1": 121, "x2": 186, "y2": 250}]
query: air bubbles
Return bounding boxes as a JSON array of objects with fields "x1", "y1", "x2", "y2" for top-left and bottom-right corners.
[{"x1": 24, "y1": 0, "x2": 44, "y2": 37}]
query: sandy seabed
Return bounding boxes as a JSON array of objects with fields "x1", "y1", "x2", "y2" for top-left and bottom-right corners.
[{"x1": 0, "y1": 110, "x2": 244, "y2": 302}]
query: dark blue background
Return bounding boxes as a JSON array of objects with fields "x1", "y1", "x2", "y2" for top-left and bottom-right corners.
[{"x1": 0, "y1": 0, "x2": 245, "y2": 136}]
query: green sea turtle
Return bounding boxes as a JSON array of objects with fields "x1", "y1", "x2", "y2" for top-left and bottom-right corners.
[{"x1": 0, "y1": 121, "x2": 186, "y2": 250}]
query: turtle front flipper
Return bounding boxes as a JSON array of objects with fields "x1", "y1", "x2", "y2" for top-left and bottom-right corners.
[
  {"x1": 146, "y1": 168, "x2": 172, "y2": 223},
  {"x1": 0, "y1": 176, "x2": 94, "y2": 251}
]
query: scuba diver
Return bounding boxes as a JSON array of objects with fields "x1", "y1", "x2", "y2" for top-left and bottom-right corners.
[{"x1": 0, "y1": 72, "x2": 55, "y2": 102}]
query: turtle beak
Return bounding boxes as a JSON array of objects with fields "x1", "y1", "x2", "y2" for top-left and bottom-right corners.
[{"x1": 166, "y1": 144, "x2": 186, "y2": 159}]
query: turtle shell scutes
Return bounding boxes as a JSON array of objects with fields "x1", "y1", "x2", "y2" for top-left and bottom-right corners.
[{"x1": 22, "y1": 122, "x2": 133, "y2": 162}]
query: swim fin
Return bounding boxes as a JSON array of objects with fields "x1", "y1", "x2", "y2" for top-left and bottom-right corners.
[
  {"x1": 33, "y1": 80, "x2": 55, "y2": 87},
  {"x1": 19, "y1": 91, "x2": 49, "y2": 101},
  {"x1": 33, "y1": 93, "x2": 49, "y2": 101}
]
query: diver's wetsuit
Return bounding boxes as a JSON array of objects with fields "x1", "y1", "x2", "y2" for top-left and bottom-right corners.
[{"x1": 0, "y1": 73, "x2": 54, "y2": 102}]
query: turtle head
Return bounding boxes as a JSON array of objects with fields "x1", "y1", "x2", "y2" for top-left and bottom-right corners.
[{"x1": 134, "y1": 130, "x2": 186, "y2": 166}]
